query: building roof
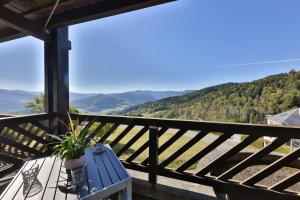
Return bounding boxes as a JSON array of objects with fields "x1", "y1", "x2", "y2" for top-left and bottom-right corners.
[
  {"x1": 267, "y1": 108, "x2": 300, "y2": 126},
  {"x1": 0, "y1": 0, "x2": 174, "y2": 43}
]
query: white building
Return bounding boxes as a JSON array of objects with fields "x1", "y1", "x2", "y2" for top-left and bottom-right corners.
[{"x1": 265, "y1": 108, "x2": 300, "y2": 148}]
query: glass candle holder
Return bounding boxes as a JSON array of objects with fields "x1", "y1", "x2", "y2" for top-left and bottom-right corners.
[
  {"x1": 22, "y1": 164, "x2": 43, "y2": 197},
  {"x1": 71, "y1": 166, "x2": 85, "y2": 185}
]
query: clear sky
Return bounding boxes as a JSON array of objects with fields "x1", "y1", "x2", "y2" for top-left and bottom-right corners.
[{"x1": 0, "y1": 0, "x2": 300, "y2": 93}]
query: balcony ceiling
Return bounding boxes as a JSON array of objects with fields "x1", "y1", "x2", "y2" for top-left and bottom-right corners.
[{"x1": 0, "y1": 0, "x2": 174, "y2": 43}]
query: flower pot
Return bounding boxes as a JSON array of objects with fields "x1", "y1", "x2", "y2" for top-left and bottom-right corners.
[{"x1": 64, "y1": 155, "x2": 86, "y2": 169}]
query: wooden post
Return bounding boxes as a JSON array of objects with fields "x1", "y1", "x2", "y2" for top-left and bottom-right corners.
[
  {"x1": 149, "y1": 126, "x2": 158, "y2": 184},
  {"x1": 44, "y1": 27, "x2": 71, "y2": 133}
]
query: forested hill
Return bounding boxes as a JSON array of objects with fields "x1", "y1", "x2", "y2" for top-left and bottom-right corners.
[{"x1": 123, "y1": 70, "x2": 300, "y2": 124}]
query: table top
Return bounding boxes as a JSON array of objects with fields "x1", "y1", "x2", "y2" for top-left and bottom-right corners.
[{"x1": 0, "y1": 144, "x2": 131, "y2": 200}]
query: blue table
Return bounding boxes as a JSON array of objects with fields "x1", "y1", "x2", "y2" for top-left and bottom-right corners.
[{"x1": 0, "y1": 144, "x2": 132, "y2": 200}]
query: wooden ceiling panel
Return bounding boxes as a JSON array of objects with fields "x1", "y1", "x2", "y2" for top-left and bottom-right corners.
[
  {"x1": 0, "y1": 0, "x2": 175, "y2": 42},
  {"x1": 25, "y1": 0, "x2": 104, "y2": 20}
]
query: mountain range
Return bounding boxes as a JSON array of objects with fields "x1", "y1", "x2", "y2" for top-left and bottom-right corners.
[
  {"x1": 122, "y1": 70, "x2": 300, "y2": 124},
  {"x1": 72, "y1": 90, "x2": 192, "y2": 114},
  {"x1": 0, "y1": 89, "x2": 192, "y2": 114}
]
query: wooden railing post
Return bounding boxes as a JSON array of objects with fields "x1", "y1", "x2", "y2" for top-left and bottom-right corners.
[{"x1": 149, "y1": 126, "x2": 158, "y2": 184}]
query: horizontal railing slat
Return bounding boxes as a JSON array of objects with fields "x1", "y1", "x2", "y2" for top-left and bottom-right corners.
[{"x1": 70, "y1": 113, "x2": 300, "y2": 138}]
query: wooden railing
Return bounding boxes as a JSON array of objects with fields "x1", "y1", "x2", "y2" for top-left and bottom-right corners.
[
  {"x1": 0, "y1": 114, "x2": 54, "y2": 177},
  {"x1": 0, "y1": 113, "x2": 299, "y2": 200},
  {"x1": 69, "y1": 113, "x2": 300, "y2": 200}
]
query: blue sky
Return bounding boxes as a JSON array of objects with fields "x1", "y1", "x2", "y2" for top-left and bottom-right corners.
[{"x1": 0, "y1": 0, "x2": 300, "y2": 93}]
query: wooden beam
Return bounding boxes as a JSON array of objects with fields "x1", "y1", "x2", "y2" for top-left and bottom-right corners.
[
  {"x1": 47, "y1": 0, "x2": 175, "y2": 28},
  {"x1": 44, "y1": 27, "x2": 70, "y2": 114},
  {"x1": 0, "y1": 0, "x2": 174, "y2": 42},
  {"x1": 0, "y1": 0, "x2": 14, "y2": 6},
  {"x1": 0, "y1": 28, "x2": 26, "y2": 43},
  {"x1": 0, "y1": 7, "x2": 48, "y2": 41},
  {"x1": 0, "y1": 0, "x2": 103, "y2": 42}
]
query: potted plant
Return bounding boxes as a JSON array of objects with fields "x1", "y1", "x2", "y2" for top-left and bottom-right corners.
[{"x1": 48, "y1": 114, "x2": 90, "y2": 169}]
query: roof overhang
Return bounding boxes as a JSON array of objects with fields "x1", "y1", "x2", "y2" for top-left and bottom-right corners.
[{"x1": 0, "y1": 0, "x2": 175, "y2": 43}]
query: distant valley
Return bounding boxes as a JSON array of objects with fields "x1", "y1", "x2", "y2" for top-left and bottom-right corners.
[{"x1": 0, "y1": 89, "x2": 192, "y2": 114}]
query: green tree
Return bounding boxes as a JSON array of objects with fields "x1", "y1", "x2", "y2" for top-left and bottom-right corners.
[
  {"x1": 25, "y1": 95, "x2": 44, "y2": 113},
  {"x1": 25, "y1": 94, "x2": 80, "y2": 114},
  {"x1": 69, "y1": 105, "x2": 80, "y2": 114}
]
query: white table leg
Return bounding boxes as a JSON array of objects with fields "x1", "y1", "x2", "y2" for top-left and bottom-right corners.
[{"x1": 126, "y1": 184, "x2": 132, "y2": 200}]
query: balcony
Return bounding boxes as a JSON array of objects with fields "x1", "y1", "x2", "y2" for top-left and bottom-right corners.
[
  {"x1": 0, "y1": 113, "x2": 299, "y2": 200},
  {"x1": 0, "y1": 0, "x2": 300, "y2": 199}
]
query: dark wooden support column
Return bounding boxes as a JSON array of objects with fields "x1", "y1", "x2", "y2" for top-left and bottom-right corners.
[
  {"x1": 44, "y1": 26, "x2": 71, "y2": 114},
  {"x1": 44, "y1": 27, "x2": 71, "y2": 133}
]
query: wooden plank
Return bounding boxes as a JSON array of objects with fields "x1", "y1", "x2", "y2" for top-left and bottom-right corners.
[
  {"x1": 12, "y1": 157, "x2": 46, "y2": 200},
  {"x1": 109, "y1": 124, "x2": 134, "y2": 148},
  {"x1": 101, "y1": 152, "x2": 120, "y2": 184},
  {"x1": 7, "y1": 125, "x2": 47, "y2": 145},
  {"x1": 0, "y1": 0, "x2": 14, "y2": 6},
  {"x1": 80, "y1": 117, "x2": 98, "y2": 135},
  {"x1": 218, "y1": 138, "x2": 290, "y2": 181},
  {"x1": 0, "y1": 165, "x2": 18, "y2": 179},
  {"x1": 98, "y1": 123, "x2": 120, "y2": 143},
  {"x1": 23, "y1": 124, "x2": 37, "y2": 147},
  {"x1": 0, "y1": 114, "x2": 54, "y2": 127},
  {"x1": 24, "y1": 156, "x2": 57, "y2": 199},
  {"x1": 0, "y1": 160, "x2": 32, "y2": 200},
  {"x1": 45, "y1": 0, "x2": 174, "y2": 28},
  {"x1": 0, "y1": 135, "x2": 43, "y2": 156},
  {"x1": 40, "y1": 157, "x2": 63, "y2": 199},
  {"x1": 142, "y1": 128, "x2": 187, "y2": 165},
  {"x1": 270, "y1": 171, "x2": 300, "y2": 192},
  {"x1": 71, "y1": 114, "x2": 300, "y2": 138},
  {"x1": 116, "y1": 126, "x2": 148, "y2": 157},
  {"x1": 0, "y1": 28, "x2": 25, "y2": 43},
  {"x1": 242, "y1": 147, "x2": 300, "y2": 186},
  {"x1": 176, "y1": 133, "x2": 233, "y2": 172},
  {"x1": 84, "y1": 149, "x2": 103, "y2": 193},
  {"x1": 196, "y1": 135, "x2": 259, "y2": 176},
  {"x1": 24, "y1": 0, "x2": 104, "y2": 19},
  {"x1": 123, "y1": 160, "x2": 299, "y2": 200},
  {"x1": 158, "y1": 130, "x2": 208, "y2": 169},
  {"x1": 0, "y1": 0, "x2": 174, "y2": 42},
  {"x1": 157, "y1": 168, "x2": 299, "y2": 200},
  {"x1": 106, "y1": 148, "x2": 129, "y2": 180},
  {"x1": 0, "y1": 7, "x2": 48, "y2": 40},
  {"x1": 94, "y1": 151, "x2": 112, "y2": 187},
  {"x1": 53, "y1": 162, "x2": 69, "y2": 200},
  {"x1": 85, "y1": 122, "x2": 107, "y2": 145},
  {"x1": 31, "y1": 126, "x2": 46, "y2": 150},
  {"x1": 0, "y1": 152, "x2": 23, "y2": 166},
  {"x1": 30, "y1": 121, "x2": 51, "y2": 134},
  {"x1": 126, "y1": 127, "x2": 168, "y2": 163}
]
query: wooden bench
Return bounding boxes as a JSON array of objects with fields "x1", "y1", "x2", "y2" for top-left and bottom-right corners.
[{"x1": 0, "y1": 144, "x2": 132, "y2": 200}]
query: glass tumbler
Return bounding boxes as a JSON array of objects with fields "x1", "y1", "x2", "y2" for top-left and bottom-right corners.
[{"x1": 22, "y1": 164, "x2": 43, "y2": 197}]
